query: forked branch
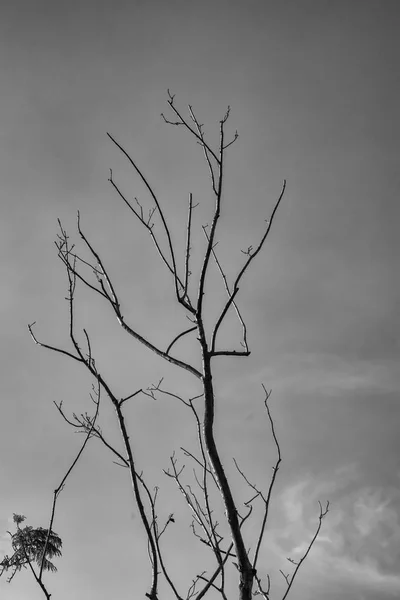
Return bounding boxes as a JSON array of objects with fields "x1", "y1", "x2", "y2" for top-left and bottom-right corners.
[
  {"x1": 54, "y1": 218, "x2": 201, "y2": 379},
  {"x1": 210, "y1": 180, "x2": 286, "y2": 354}
]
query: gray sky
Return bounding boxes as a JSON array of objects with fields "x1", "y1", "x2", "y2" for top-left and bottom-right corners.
[{"x1": 0, "y1": 1, "x2": 399, "y2": 599}]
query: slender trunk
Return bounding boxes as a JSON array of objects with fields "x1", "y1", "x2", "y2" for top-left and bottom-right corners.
[{"x1": 201, "y1": 348, "x2": 255, "y2": 599}]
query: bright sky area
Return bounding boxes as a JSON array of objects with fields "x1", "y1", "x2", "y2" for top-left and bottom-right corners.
[{"x1": 0, "y1": 1, "x2": 399, "y2": 599}]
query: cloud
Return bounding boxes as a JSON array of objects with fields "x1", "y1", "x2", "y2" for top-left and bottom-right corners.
[
  {"x1": 259, "y1": 352, "x2": 399, "y2": 397},
  {"x1": 265, "y1": 466, "x2": 400, "y2": 597}
]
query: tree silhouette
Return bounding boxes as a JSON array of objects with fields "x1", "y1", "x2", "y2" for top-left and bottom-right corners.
[{"x1": 2, "y1": 93, "x2": 328, "y2": 600}]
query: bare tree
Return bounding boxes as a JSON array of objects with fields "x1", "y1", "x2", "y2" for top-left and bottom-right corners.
[{"x1": 3, "y1": 92, "x2": 328, "y2": 600}]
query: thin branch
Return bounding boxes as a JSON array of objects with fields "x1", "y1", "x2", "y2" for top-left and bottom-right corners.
[
  {"x1": 196, "y1": 112, "x2": 227, "y2": 321},
  {"x1": 107, "y1": 132, "x2": 183, "y2": 309},
  {"x1": 166, "y1": 326, "x2": 197, "y2": 356},
  {"x1": 195, "y1": 505, "x2": 253, "y2": 600},
  {"x1": 76, "y1": 212, "x2": 120, "y2": 306},
  {"x1": 180, "y1": 448, "x2": 214, "y2": 479},
  {"x1": 145, "y1": 379, "x2": 196, "y2": 408},
  {"x1": 162, "y1": 91, "x2": 220, "y2": 164},
  {"x1": 197, "y1": 574, "x2": 228, "y2": 600},
  {"x1": 210, "y1": 180, "x2": 286, "y2": 353},
  {"x1": 28, "y1": 323, "x2": 83, "y2": 364},
  {"x1": 39, "y1": 384, "x2": 101, "y2": 580},
  {"x1": 188, "y1": 106, "x2": 218, "y2": 195},
  {"x1": 108, "y1": 172, "x2": 192, "y2": 309},
  {"x1": 56, "y1": 245, "x2": 111, "y2": 304},
  {"x1": 139, "y1": 484, "x2": 184, "y2": 600},
  {"x1": 223, "y1": 130, "x2": 239, "y2": 150},
  {"x1": 164, "y1": 456, "x2": 209, "y2": 538},
  {"x1": 203, "y1": 225, "x2": 249, "y2": 353},
  {"x1": 184, "y1": 193, "x2": 194, "y2": 299},
  {"x1": 253, "y1": 386, "x2": 282, "y2": 571},
  {"x1": 119, "y1": 388, "x2": 142, "y2": 407},
  {"x1": 211, "y1": 350, "x2": 250, "y2": 358},
  {"x1": 281, "y1": 501, "x2": 330, "y2": 600},
  {"x1": 186, "y1": 571, "x2": 207, "y2": 600},
  {"x1": 254, "y1": 573, "x2": 271, "y2": 599},
  {"x1": 56, "y1": 401, "x2": 130, "y2": 469},
  {"x1": 116, "y1": 311, "x2": 202, "y2": 378}
]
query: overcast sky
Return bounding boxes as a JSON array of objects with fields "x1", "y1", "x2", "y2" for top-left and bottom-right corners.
[{"x1": 0, "y1": 1, "x2": 399, "y2": 599}]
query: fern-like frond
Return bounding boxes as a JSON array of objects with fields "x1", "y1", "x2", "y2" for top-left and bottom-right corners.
[{"x1": 1, "y1": 519, "x2": 62, "y2": 578}]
